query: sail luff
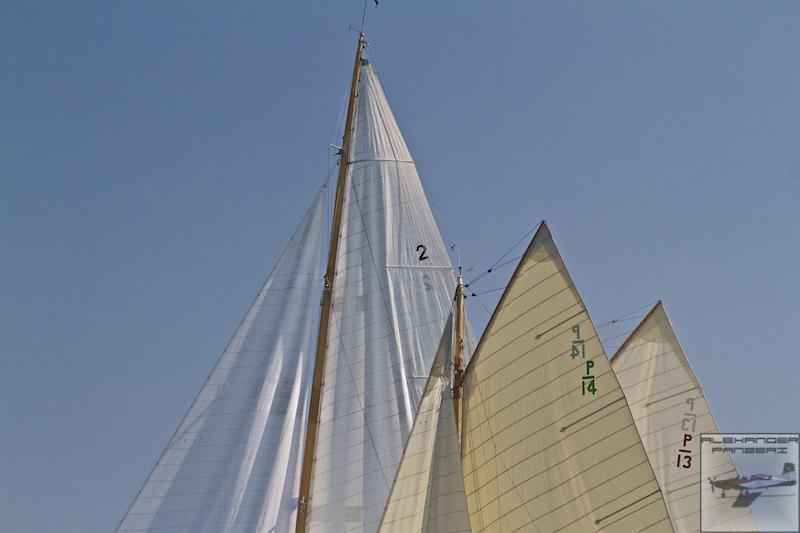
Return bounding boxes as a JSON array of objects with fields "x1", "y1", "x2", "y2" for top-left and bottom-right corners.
[{"x1": 296, "y1": 33, "x2": 366, "y2": 533}]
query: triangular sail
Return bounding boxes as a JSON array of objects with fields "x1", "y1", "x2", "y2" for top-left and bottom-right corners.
[
  {"x1": 378, "y1": 313, "x2": 471, "y2": 533},
  {"x1": 117, "y1": 189, "x2": 327, "y2": 532},
  {"x1": 306, "y1": 59, "x2": 470, "y2": 531},
  {"x1": 461, "y1": 222, "x2": 674, "y2": 532},
  {"x1": 610, "y1": 303, "x2": 758, "y2": 532}
]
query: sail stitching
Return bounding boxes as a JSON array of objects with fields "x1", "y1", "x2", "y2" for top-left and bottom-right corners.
[
  {"x1": 464, "y1": 328, "x2": 604, "y2": 437},
  {"x1": 116, "y1": 190, "x2": 327, "y2": 532},
  {"x1": 467, "y1": 381, "x2": 541, "y2": 532},
  {"x1": 342, "y1": 166, "x2": 402, "y2": 494},
  {"x1": 377, "y1": 319, "x2": 451, "y2": 530},
  {"x1": 469, "y1": 398, "x2": 635, "y2": 499},
  {"x1": 349, "y1": 158, "x2": 414, "y2": 164},
  {"x1": 309, "y1": 66, "x2": 427, "y2": 524},
  {"x1": 462, "y1": 224, "x2": 667, "y2": 527}
]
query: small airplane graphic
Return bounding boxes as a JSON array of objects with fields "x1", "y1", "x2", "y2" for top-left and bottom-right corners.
[{"x1": 708, "y1": 462, "x2": 796, "y2": 498}]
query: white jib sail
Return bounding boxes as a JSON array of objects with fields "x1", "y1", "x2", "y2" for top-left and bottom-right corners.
[
  {"x1": 117, "y1": 189, "x2": 326, "y2": 533},
  {"x1": 461, "y1": 222, "x2": 675, "y2": 533},
  {"x1": 378, "y1": 312, "x2": 471, "y2": 533},
  {"x1": 610, "y1": 302, "x2": 758, "y2": 533},
  {"x1": 306, "y1": 58, "x2": 470, "y2": 532}
]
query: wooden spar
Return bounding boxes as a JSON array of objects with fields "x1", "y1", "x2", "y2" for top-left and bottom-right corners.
[
  {"x1": 452, "y1": 273, "x2": 465, "y2": 445},
  {"x1": 295, "y1": 33, "x2": 366, "y2": 533}
]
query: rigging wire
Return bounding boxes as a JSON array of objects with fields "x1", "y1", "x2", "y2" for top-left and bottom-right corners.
[
  {"x1": 321, "y1": 157, "x2": 339, "y2": 188},
  {"x1": 360, "y1": 0, "x2": 369, "y2": 33},
  {"x1": 326, "y1": 89, "x2": 348, "y2": 177},
  {"x1": 598, "y1": 300, "x2": 659, "y2": 349},
  {"x1": 595, "y1": 313, "x2": 646, "y2": 329},
  {"x1": 469, "y1": 286, "x2": 506, "y2": 297},
  {"x1": 595, "y1": 300, "x2": 659, "y2": 328},
  {"x1": 470, "y1": 294, "x2": 496, "y2": 317},
  {"x1": 464, "y1": 223, "x2": 538, "y2": 288},
  {"x1": 601, "y1": 329, "x2": 638, "y2": 344}
]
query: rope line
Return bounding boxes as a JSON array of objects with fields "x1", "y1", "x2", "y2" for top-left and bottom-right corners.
[
  {"x1": 595, "y1": 313, "x2": 647, "y2": 329},
  {"x1": 602, "y1": 329, "x2": 637, "y2": 344},
  {"x1": 469, "y1": 286, "x2": 506, "y2": 297},
  {"x1": 469, "y1": 294, "x2": 495, "y2": 317},
  {"x1": 464, "y1": 222, "x2": 538, "y2": 288},
  {"x1": 596, "y1": 300, "x2": 659, "y2": 328}
]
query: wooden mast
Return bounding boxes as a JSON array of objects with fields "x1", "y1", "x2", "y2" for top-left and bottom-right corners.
[
  {"x1": 453, "y1": 271, "x2": 465, "y2": 444},
  {"x1": 295, "y1": 33, "x2": 366, "y2": 533}
]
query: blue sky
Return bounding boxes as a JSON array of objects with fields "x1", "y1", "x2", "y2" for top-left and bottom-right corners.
[{"x1": 1, "y1": 2, "x2": 798, "y2": 531}]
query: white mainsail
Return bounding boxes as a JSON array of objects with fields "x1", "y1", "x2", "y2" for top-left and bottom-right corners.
[
  {"x1": 118, "y1": 42, "x2": 469, "y2": 532},
  {"x1": 117, "y1": 189, "x2": 327, "y2": 532},
  {"x1": 305, "y1": 58, "x2": 469, "y2": 532},
  {"x1": 610, "y1": 302, "x2": 758, "y2": 532},
  {"x1": 461, "y1": 222, "x2": 675, "y2": 532},
  {"x1": 378, "y1": 313, "x2": 471, "y2": 533}
]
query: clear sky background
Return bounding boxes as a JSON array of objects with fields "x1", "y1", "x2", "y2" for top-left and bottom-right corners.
[{"x1": 1, "y1": 2, "x2": 798, "y2": 531}]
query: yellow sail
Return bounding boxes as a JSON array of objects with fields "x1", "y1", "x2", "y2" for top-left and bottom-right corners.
[
  {"x1": 379, "y1": 313, "x2": 471, "y2": 533},
  {"x1": 461, "y1": 222, "x2": 674, "y2": 532},
  {"x1": 610, "y1": 302, "x2": 758, "y2": 532}
]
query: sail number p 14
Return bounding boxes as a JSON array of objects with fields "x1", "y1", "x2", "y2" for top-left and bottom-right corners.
[{"x1": 571, "y1": 324, "x2": 596, "y2": 396}]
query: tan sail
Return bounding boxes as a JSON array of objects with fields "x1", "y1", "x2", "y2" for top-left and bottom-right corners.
[
  {"x1": 610, "y1": 302, "x2": 758, "y2": 532},
  {"x1": 378, "y1": 312, "x2": 471, "y2": 533},
  {"x1": 461, "y1": 222, "x2": 674, "y2": 532}
]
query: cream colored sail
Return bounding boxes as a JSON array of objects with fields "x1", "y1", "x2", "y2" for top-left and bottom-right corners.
[
  {"x1": 610, "y1": 303, "x2": 758, "y2": 532},
  {"x1": 461, "y1": 222, "x2": 674, "y2": 532},
  {"x1": 378, "y1": 313, "x2": 471, "y2": 533}
]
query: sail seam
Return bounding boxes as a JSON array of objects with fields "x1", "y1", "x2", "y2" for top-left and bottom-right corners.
[
  {"x1": 335, "y1": 103, "x2": 415, "y2": 493},
  {"x1": 350, "y1": 158, "x2": 414, "y2": 164}
]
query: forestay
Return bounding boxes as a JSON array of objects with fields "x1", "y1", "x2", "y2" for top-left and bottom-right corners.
[
  {"x1": 461, "y1": 222, "x2": 675, "y2": 532},
  {"x1": 610, "y1": 303, "x2": 758, "y2": 533},
  {"x1": 378, "y1": 313, "x2": 471, "y2": 533},
  {"x1": 117, "y1": 189, "x2": 327, "y2": 532},
  {"x1": 306, "y1": 58, "x2": 470, "y2": 532}
]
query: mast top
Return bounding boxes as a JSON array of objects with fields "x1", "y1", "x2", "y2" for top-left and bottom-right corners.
[{"x1": 450, "y1": 244, "x2": 463, "y2": 280}]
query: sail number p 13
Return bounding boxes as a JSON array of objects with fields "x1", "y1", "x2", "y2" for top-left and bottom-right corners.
[{"x1": 676, "y1": 397, "x2": 696, "y2": 469}]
